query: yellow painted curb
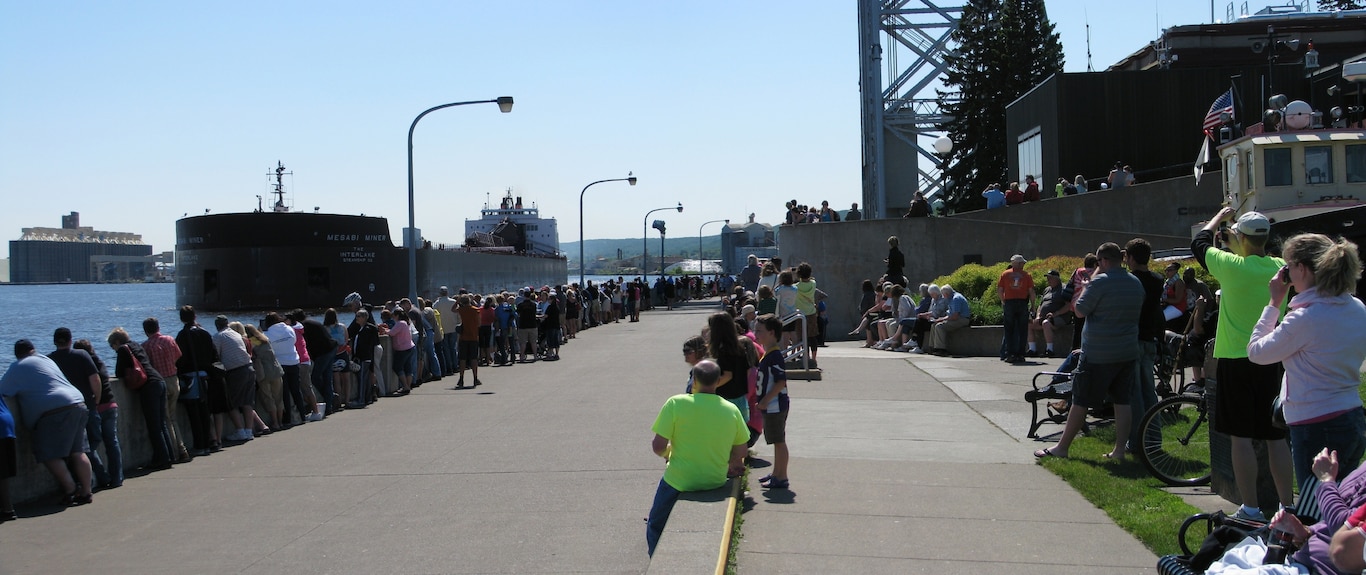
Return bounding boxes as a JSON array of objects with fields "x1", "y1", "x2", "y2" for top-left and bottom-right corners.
[{"x1": 715, "y1": 477, "x2": 742, "y2": 575}]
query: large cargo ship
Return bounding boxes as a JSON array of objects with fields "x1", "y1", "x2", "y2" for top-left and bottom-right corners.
[{"x1": 175, "y1": 163, "x2": 567, "y2": 311}]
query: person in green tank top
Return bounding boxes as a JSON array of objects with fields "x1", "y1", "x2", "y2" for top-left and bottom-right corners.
[{"x1": 1192, "y1": 207, "x2": 1294, "y2": 521}]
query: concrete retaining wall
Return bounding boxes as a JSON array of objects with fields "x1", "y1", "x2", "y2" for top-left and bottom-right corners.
[
  {"x1": 780, "y1": 174, "x2": 1222, "y2": 336},
  {"x1": 7, "y1": 336, "x2": 395, "y2": 505}
]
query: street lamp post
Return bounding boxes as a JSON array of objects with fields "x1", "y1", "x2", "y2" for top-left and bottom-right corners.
[
  {"x1": 407, "y1": 96, "x2": 514, "y2": 303},
  {"x1": 642, "y1": 203, "x2": 683, "y2": 279},
  {"x1": 578, "y1": 174, "x2": 637, "y2": 288},
  {"x1": 932, "y1": 135, "x2": 953, "y2": 214},
  {"x1": 698, "y1": 219, "x2": 728, "y2": 277}
]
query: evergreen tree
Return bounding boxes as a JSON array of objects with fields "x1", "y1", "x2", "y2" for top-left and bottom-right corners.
[
  {"x1": 936, "y1": 0, "x2": 1064, "y2": 212},
  {"x1": 1318, "y1": 0, "x2": 1365, "y2": 10}
]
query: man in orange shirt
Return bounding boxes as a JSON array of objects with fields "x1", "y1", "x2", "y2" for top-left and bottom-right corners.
[
  {"x1": 454, "y1": 295, "x2": 482, "y2": 389},
  {"x1": 998, "y1": 254, "x2": 1035, "y2": 363}
]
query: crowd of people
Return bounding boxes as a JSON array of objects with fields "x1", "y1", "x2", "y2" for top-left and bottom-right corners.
[{"x1": 0, "y1": 275, "x2": 687, "y2": 519}]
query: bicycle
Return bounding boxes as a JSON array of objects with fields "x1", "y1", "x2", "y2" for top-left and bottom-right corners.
[{"x1": 1137, "y1": 386, "x2": 1211, "y2": 486}]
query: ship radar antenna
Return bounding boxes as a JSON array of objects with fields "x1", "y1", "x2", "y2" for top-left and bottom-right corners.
[
  {"x1": 1085, "y1": 12, "x2": 1094, "y2": 73},
  {"x1": 267, "y1": 161, "x2": 292, "y2": 213}
]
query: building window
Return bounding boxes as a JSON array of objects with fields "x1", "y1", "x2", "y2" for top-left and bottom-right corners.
[
  {"x1": 1347, "y1": 144, "x2": 1366, "y2": 183},
  {"x1": 1264, "y1": 148, "x2": 1292, "y2": 187},
  {"x1": 1305, "y1": 146, "x2": 1333, "y2": 185},
  {"x1": 1017, "y1": 128, "x2": 1042, "y2": 184}
]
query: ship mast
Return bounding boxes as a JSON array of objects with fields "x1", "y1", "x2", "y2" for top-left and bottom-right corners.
[{"x1": 268, "y1": 161, "x2": 292, "y2": 213}]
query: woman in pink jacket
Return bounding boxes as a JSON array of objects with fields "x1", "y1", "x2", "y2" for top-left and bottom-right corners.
[{"x1": 1248, "y1": 233, "x2": 1366, "y2": 487}]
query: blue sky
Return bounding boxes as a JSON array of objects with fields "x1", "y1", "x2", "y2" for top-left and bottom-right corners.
[{"x1": 0, "y1": 1, "x2": 1263, "y2": 257}]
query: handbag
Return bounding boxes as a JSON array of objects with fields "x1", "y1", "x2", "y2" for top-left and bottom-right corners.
[
  {"x1": 180, "y1": 371, "x2": 204, "y2": 401},
  {"x1": 121, "y1": 344, "x2": 149, "y2": 391},
  {"x1": 1271, "y1": 394, "x2": 1288, "y2": 431}
]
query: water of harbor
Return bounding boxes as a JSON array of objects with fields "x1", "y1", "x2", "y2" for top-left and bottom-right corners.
[{"x1": 0, "y1": 283, "x2": 318, "y2": 374}]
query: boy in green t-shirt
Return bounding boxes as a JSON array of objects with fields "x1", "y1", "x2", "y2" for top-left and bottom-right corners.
[
  {"x1": 1192, "y1": 207, "x2": 1294, "y2": 521},
  {"x1": 647, "y1": 359, "x2": 748, "y2": 555}
]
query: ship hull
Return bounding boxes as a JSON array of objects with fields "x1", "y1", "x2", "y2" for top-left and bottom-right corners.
[{"x1": 176, "y1": 213, "x2": 567, "y2": 311}]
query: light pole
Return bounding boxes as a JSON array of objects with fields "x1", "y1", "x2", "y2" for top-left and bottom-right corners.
[
  {"x1": 698, "y1": 219, "x2": 728, "y2": 277},
  {"x1": 578, "y1": 174, "x2": 637, "y2": 288},
  {"x1": 642, "y1": 203, "x2": 683, "y2": 278},
  {"x1": 407, "y1": 96, "x2": 513, "y2": 303},
  {"x1": 932, "y1": 135, "x2": 953, "y2": 214}
]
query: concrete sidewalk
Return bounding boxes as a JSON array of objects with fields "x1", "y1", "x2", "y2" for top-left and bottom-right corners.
[
  {"x1": 738, "y1": 345, "x2": 1161, "y2": 574},
  {"x1": 0, "y1": 306, "x2": 1174, "y2": 574}
]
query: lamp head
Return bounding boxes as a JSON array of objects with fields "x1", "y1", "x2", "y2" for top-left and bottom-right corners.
[
  {"x1": 676, "y1": 203, "x2": 683, "y2": 213},
  {"x1": 628, "y1": 172, "x2": 638, "y2": 186},
  {"x1": 932, "y1": 135, "x2": 953, "y2": 155},
  {"x1": 496, "y1": 96, "x2": 514, "y2": 113}
]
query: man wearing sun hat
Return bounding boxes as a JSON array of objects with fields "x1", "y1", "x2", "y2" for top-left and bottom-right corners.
[
  {"x1": 998, "y1": 254, "x2": 1034, "y2": 363},
  {"x1": 1193, "y1": 207, "x2": 1292, "y2": 521}
]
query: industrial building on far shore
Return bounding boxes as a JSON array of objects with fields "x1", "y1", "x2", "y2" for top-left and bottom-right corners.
[{"x1": 7, "y1": 212, "x2": 168, "y2": 283}]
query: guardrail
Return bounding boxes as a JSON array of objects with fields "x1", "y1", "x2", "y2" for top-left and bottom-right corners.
[{"x1": 779, "y1": 312, "x2": 810, "y2": 371}]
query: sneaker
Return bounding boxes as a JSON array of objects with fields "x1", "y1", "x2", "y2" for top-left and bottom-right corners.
[
  {"x1": 1233, "y1": 507, "x2": 1266, "y2": 522},
  {"x1": 911, "y1": 347, "x2": 926, "y2": 354},
  {"x1": 306, "y1": 412, "x2": 325, "y2": 422},
  {"x1": 0, "y1": 509, "x2": 16, "y2": 522},
  {"x1": 894, "y1": 343, "x2": 914, "y2": 352},
  {"x1": 765, "y1": 478, "x2": 790, "y2": 489}
]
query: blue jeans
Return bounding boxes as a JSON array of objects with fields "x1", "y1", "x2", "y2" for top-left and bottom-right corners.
[
  {"x1": 441, "y1": 334, "x2": 457, "y2": 375},
  {"x1": 646, "y1": 478, "x2": 682, "y2": 555},
  {"x1": 1289, "y1": 407, "x2": 1366, "y2": 486},
  {"x1": 1128, "y1": 340, "x2": 1159, "y2": 450},
  {"x1": 86, "y1": 407, "x2": 124, "y2": 486},
  {"x1": 1001, "y1": 300, "x2": 1029, "y2": 358},
  {"x1": 312, "y1": 349, "x2": 336, "y2": 409},
  {"x1": 421, "y1": 331, "x2": 441, "y2": 379},
  {"x1": 139, "y1": 380, "x2": 172, "y2": 467}
]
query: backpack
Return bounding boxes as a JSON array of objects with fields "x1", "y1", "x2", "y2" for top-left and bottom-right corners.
[{"x1": 122, "y1": 344, "x2": 148, "y2": 390}]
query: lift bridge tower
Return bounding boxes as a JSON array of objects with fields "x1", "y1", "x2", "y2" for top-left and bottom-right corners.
[{"x1": 858, "y1": 0, "x2": 962, "y2": 219}]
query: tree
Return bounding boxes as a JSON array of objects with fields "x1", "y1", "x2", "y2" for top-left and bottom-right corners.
[
  {"x1": 1318, "y1": 0, "x2": 1365, "y2": 10},
  {"x1": 936, "y1": 0, "x2": 1064, "y2": 212}
]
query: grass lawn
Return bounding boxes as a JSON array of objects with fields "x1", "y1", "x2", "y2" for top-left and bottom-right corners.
[
  {"x1": 1038, "y1": 372, "x2": 1366, "y2": 557},
  {"x1": 1036, "y1": 425, "x2": 1201, "y2": 557}
]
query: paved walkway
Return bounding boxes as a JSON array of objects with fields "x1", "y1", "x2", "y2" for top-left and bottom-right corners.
[
  {"x1": 1, "y1": 305, "x2": 1166, "y2": 574},
  {"x1": 737, "y1": 344, "x2": 1161, "y2": 574}
]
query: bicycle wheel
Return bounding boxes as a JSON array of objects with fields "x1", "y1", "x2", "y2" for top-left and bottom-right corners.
[{"x1": 1138, "y1": 395, "x2": 1211, "y2": 487}]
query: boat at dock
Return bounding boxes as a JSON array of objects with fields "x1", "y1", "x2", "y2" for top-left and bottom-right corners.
[{"x1": 175, "y1": 163, "x2": 567, "y2": 311}]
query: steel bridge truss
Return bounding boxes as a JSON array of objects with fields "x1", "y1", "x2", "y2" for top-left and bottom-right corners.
[{"x1": 859, "y1": 0, "x2": 961, "y2": 218}]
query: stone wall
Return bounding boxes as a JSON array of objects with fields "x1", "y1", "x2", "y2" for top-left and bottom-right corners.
[{"x1": 781, "y1": 174, "x2": 1222, "y2": 336}]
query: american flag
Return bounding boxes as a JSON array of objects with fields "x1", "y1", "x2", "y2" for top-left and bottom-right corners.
[{"x1": 1203, "y1": 89, "x2": 1234, "y2": 133}]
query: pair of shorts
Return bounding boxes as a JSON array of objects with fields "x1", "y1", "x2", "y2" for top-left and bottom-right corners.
[
  {"x1": 762, "y1": 410, "x2": 788, "y2": 444},
  {"x1": 32, "y1": 405, "x2": 88, "y2": 462},
  {"x1": 224, "y1": 365, "x2": 256, "y2": 408},
  {"x1": 0, "y1": 436, "x2": 17, "y2": 478},
  {"x1": 391, "y1": 348, "x2": 415, "y2": 376},
  {"x1": 459, "y1": 340, "x2": 480, "y2": 368},
  {"x1": 1070, "y1": 358, "x2": 1136, "y2": 409},
  {"x1": 1213, "y1": 357, "x2": 1287, "y2": 440}
]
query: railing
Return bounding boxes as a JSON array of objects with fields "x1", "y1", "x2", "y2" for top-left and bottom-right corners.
[{"x1": 779, "y1": 311, "x2": 810, "y2": 372}]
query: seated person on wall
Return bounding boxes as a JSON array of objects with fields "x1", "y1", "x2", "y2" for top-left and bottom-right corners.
[
  {"x1": 646, "y1": 359, "x2": 748, "y2": 556},
  {"x1": 925, "y1": 284, "x2": 971, "y2": 355},
  {"x1": 1026, "y1": 269, "x2": 1073, "y2": 358}
]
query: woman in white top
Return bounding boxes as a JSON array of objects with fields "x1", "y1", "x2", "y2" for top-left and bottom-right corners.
[{"x1": 1248, "y1": 233, "x2": 1366, "y2": 486}]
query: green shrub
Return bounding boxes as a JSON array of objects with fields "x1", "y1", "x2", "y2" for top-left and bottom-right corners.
[{"x1": 925, "y1": 253, "x2": 1220, "y2": 325}]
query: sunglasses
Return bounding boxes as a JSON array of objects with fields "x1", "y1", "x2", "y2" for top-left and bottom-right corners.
[{"x1": 682, "y1": 348, "x2": 699, "y2": 354}]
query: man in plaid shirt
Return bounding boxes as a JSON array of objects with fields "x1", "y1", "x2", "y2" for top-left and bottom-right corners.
[{"x1": 142, "y1": 317, "x2": 188, "y2": 462}]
